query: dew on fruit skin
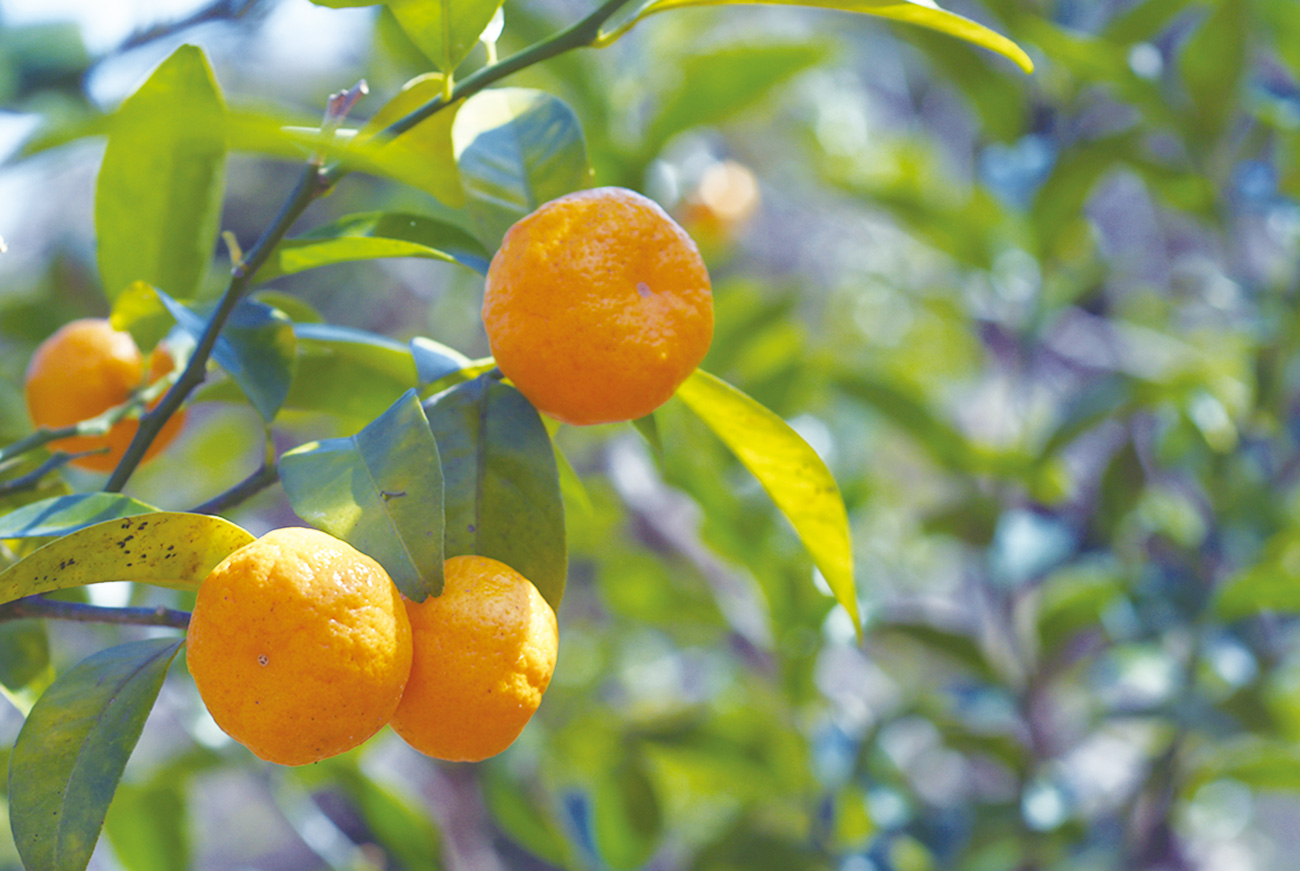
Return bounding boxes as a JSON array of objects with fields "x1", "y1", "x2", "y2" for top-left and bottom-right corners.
[{"x1": 637, "y1": 282, "x2": 652, "y2": 298}]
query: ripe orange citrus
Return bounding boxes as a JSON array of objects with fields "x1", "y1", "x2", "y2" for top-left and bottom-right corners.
[
  {"x1": 186, "y1": 527, "x2": 413, "y2": 766},
  {"x1": 23, "y1": 318, "x2": 185, "y2": 472},
  {"x1": 391, "y1": 555, "x2": 558, "y2": 762},
  {"x1": 482, "y1": 187, "x2": 713, "y2": 426}
]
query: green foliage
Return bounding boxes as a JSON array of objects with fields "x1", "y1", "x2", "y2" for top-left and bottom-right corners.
[
  {"x1": 94, "y1": 45, "x2": 225, "y2": 302},
  {"x1": 281, "y1": 389, "x2": 446, "y2": 600},
  {"x1": 425, "y1": 375, "x2": 567, "y2": 608},
  {"x1": 8, "y1": 639, "x2": 183, "y2": 871},
  {"x1": 9, "y1": 0, "x2": 1295, "y2": 868},
  {"x1": 0, "y1": 512, "x2": 254, "y2": 601},
  {"x1": 452, "y1": 87, "x2": 593, "y2": 245}
]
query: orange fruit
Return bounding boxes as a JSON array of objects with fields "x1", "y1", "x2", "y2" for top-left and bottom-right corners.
[
  {"x1": 391, "y1": 555, "x2": 558, "y2": 762},
  {"x1": 186, "y1": 527, "x2": 413, "y2": 766},
  {"x1": 482, "y1": 187, "x2": 713, "y2": 426},
  {"x1": 23, "y1": 318, "x2": 185, "y2": 472}
]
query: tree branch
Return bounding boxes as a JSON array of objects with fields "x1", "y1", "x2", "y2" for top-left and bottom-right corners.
[{"x1": 0, "y1": 596, "x2": 190, "y2": 629}]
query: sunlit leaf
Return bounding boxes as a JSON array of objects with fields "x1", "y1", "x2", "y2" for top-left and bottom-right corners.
[
  {"x1": 309, "y1": 0, "x2": 503, "y2": 72},
  {"x1": 0, "y1": 493, "x2": 160, "y2": 539},
  {"x1": 424, "y1": 376, "x2": 566, "y2": 608},
  {"x1": 157, "y1": 291, "x2": 296, "y2": 422},
  {"x1": 676, "y1": 370, "x2": 860, "y2": 638},
  {"x1": 604, "y1": 0, "x2": 1033, "y2": 74},
  {"x1": 0, "y1": 513, "x2": 255, "y2": 605},
  {"x1": 280, "y1": 390, "x2": 445, "y2": 600},
  {"x1": 452, "y1": 88, "x2": 591, "y2": 246},
  {"x1": 258, "y1": 211, "x2": 490, "y2": 281},
  {"x1": 9, "y1": 638, "x2": 184, "y2": 871},
  {"x1": 355, "y1": 72, "x2": 465, "y2": 206},
  {"x1": 96, "y1": 45, "x2": 226, "y2": 301}
]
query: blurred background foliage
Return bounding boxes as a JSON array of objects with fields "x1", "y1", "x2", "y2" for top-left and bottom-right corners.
[{"x1": 2, "y1": 0, "x2": 1299, "y2": 869}]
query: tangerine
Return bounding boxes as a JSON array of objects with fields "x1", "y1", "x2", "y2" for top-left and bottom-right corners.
[
  {"x1": 186, "y1": 527, "x2": 413, "y2": 766},
  {"x1": 391, "y1": 555, "x2": 558, "y2": 762},
  {"x1": 482, "y1": 187, "x2": 713, "y2": 426},
  {"x1": 23, "y1": 318, "x2": 185, "y2": 472}
]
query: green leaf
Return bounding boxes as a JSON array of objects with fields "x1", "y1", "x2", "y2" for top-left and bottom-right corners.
[
  {"x1": 676, "y1": 370, "x2": 860, "y2": 638},
  {"x1": 156, "y1": 292, "x2": 296, "y2": 422},
  {"x1": 387, "y1": 0, "x2": 505, "y2": 73},
  {"x1": 280, "y1": 389, "x2": 445, "y2": 601},
  {"x1": 333, "y1": 767, "x2": 444, "y2": 871},
  {"x1": 292, "y1": 324, "x2": 419, "y2": 421},
  {"x1": 646, "y1": 41, "x2": 831, "y2": 154},
  {"x1": 1178, "y1": 1, "x2": 1247, "y2": 138},
  {"x1": 412, "y1": 336, "x2": 473, "y2": 387},
  {"x1": 608, "y1": 0, "x2": 1033, "y2": 74},
  {"x1": 0, "y1": 493, "x2": 161, "y2": 538},
  {"x1": 424, "y1": 376, "x2": 566, "y2": 608},
  {"x1": 592, "y1": 753, "x2": 663, "y2": 871},
  {"x1": 1103, "y1": 0, "x2": 1197, "y2": 44},
  {"x1": 95, "y1": 45, "x2": 226, "y2": 301},
  {"x1": 308, "y1": 0, "x2": 502, "y2": 72},
  {"x1": 355, "y1": 72, "x2": 465, "y2": 206},
  {"x1": 1216, "y1": 531, "x2": 1300, "y2": 620},
  {"x1": 481, "y1": 763, "x2": 572, "y2": 867},
  {"x1": 258, "y1": 211, "x2": 490, "y2": 281},
  {"x1": 452, "y1": 88, "x2": 591, "y2": 246},
  {"x1": 191, "y1": 322, "x2": 420, "y2": 423},
  {"x1": 9, "y1": 638, "x2": 184, "y2": 871},
  {"x1": 0, "y1": 513, "x2": 255, "y2": 605},
  {"x1": 1186, "y1": 737, "x2": 1300, "y2": 793},
  {"x1": 0, "y1": 620, "x2": 49, "y2": 692},
  {"x1": 103, "y1": 782, "x2": 189, "y2": 871}
]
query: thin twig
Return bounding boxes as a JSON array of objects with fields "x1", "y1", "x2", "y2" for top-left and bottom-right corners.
[
  {"x1": 190, "y1": 463, "x2": 280, "y2": 515},
  {"x1": 0, "y1": 450, "x2": 106, "y2": 497},
  {"x1": 0, "y1": 596, "x2": 190, "y2": 629}
]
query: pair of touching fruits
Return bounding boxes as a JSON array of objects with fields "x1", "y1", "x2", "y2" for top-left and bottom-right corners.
[
  {"x1": 23, "y1": 187, "x2": 712, "y2": 763},
  {"x1": 187, "y1": 527, "x2": 558, "y2": 764}
]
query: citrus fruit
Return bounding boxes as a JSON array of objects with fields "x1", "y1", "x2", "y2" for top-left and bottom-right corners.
[
  {"x1": 391, "y1": 555, "x2": 558, "y2": 762},
  {"x1": 186, "y1": 527, "x2": 413, "y2": 766},
  {"x1": 23, "y1": 318, "x2": 185, "y2": 472},
  {"x1": 482, "y1": 187, "x2": 713, "y2": 426}
]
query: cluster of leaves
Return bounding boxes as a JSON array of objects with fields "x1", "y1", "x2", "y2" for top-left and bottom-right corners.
[{"x1": 0, "y1": 0, "x2": 1036, "y2": 870}]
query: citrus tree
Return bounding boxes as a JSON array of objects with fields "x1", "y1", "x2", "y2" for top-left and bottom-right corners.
[
  {"x1": 10, "y1": 0, "x2": 1300, "y2": 869},
  {"x1": 0, "y1": 0, "x2": 1031, "y2": 869}
]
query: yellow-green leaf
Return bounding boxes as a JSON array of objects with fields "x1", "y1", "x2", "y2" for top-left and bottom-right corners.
[
  {"x1": 0, "y1": 513, "x2": 255, "y2": 605},
  {"x1": 355, "y1": 73, "x2": 465, "y2": 207},
  {"x1": 675, "y1": 370, "x2": 861, "y2": 638},
  {"x1": 604, "y1": 0, "x2": 1033, "y2": 74}
]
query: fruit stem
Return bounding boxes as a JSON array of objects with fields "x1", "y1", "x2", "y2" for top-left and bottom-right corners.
[{"x1": 0, "y1": 595, "x2": 190, "y2": 630}]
